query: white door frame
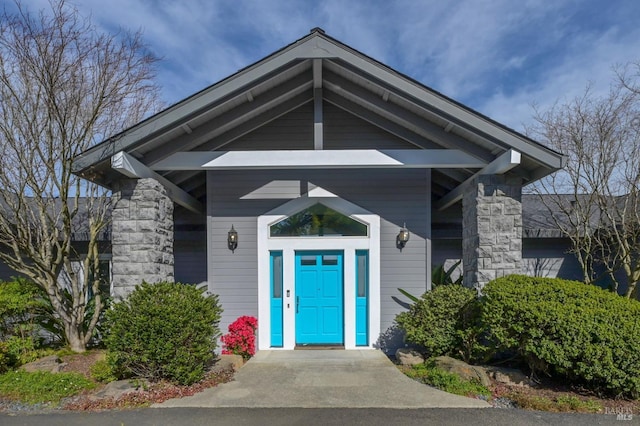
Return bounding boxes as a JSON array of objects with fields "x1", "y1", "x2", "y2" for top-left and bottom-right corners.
[{"x1": 257, "y1": 194, "x2": 380, "y2": 350}]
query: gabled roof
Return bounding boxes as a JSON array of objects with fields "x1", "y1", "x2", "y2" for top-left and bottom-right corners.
[{"x1": 73, "y1": 28, "x2": 564, "y2": 209}]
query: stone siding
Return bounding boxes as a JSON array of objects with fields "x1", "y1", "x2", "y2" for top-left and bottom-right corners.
[
  {"x1": 462, "y1": 175, "x2": 522, "y2": 290},
  {"x1": 111, "y1": 178, "x2": 174, "y2": 298}
]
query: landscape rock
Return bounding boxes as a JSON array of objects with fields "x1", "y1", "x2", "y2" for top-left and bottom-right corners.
[
  {"x1": 395, "y1": 348, "x2": 425, "y2": 366},
  {"x1": 485, "y1": 366, "x2": 535, "y2": 387},
  {"x1": 92, "y1": 379, "x2": 150, "y2": 400},
  {"x1": 217, "y1": 354, "x2": 244, "y2": 371},
  {"x1": 432, "y1": 356, "x2": 491, "y2": 387},
  {"x1": 21, "y1": 355, "x2": 67, "y2": 373}
]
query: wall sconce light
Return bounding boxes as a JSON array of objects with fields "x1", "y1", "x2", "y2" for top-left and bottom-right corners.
[
  {"x1": 228, "y1": 225, "x2": 238, "y2": 252},
  {"x1": 396, "y1": 223, "x2": 410, "y2": 250}
]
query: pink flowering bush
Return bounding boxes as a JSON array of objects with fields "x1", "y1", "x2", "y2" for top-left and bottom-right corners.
[{"x1": 221, "y1": 316, "x2": 258, "y2": 360}]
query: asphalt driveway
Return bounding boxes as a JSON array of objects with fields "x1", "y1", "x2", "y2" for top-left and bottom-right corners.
[{"x1": 154, "y1": 350, "x2": 490, "y2": 409}]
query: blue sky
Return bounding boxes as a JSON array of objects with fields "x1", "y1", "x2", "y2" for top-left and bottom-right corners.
[{"x1": 16, "y1": 0, "x2": 640, "y2": 132}]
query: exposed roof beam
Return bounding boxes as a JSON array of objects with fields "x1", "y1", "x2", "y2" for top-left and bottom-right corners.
[
  {"x1": 73, "y1": 59, "x2": 314, "y2": 173},
  {"x1": 198, "y1": 92, "x2": 312, "y2": 152},
  {"x1": 164, "y1": 169, "x2": 202, "y2": 186},
  {"x1": 151, "y1": 149, "x2": 486, "y2": 171},
  {"x1": 313, "y1": 59, "x2": 323, "y2": 150},
  {"x1": 435, "y1": 149, "x2": 521, "y2": 211},
  {"x1": 313, "y1": 58, "x2": 322, "y2": 89},
  {"x1": 323, "y1": 71, "x2": 495, "y2": 162},
  {"x1": 320, "y1": 47, "x2": 563, "y2": 169},
  {"x1": 324, "y1": 93, "x2": 470, "y2": 183},
  {"x1": 179, "y1": 173, "x2": 207, "y2": 193},
  {"x1": 145, "y1": 72, "x2": 313, "y2": 165},
  {"x1": 111, "y1": 151, "x2": 204, "y2": 214}
]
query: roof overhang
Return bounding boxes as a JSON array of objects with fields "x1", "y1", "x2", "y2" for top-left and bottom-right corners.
[{"x1": 73, "y1": 29, "x2": 565, "y2": 211}]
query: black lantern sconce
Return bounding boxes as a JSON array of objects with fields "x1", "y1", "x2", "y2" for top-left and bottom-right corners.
[
  {"x1": 227, "y1": 225, "x2": 238, "y2": 252},
  {"x1": 396, "y1": 223, "x2": 410, "y2": 250}
]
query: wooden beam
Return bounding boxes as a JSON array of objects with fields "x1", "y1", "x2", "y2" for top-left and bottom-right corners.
[
  {"x1": 151, "y1": 149, "x2": 486, "y2": 171},
  {"x1": 111, "y1": 151, "x2": 204, "y2": 214},
  {"x1": 73, "y1": 55, "x2": 316, "y2": 172},
  {"x1": 313, "y1": 59, "x2": 323, "y2": 150},
  {"x1": 197, "y1": 92, "x2": 312, "y2": 152},
  {"x1": 323, "y1": 71, "x2": 495, "y2": 162},
  {"x1": 322, "y1": 51, "x2": 563, "y2": 169},
  {"x1": 435, "y1": 149, "x2": 521, "y2": 211},
  {"x1": 145, "y1": 72, "x2": 313, "y2": 165}
]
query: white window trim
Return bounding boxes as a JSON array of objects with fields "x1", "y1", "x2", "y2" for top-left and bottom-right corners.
[{"x1": 258, "y1": 195, "x2": 380, "y2": 350}]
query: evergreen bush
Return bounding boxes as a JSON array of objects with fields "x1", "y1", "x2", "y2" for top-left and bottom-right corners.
[
  {"x1": 103, "y1": 282, "x2": 222, "y2": 385},
  {"x1": 395, "y1": 284, "x2": 477, "y2": 359},
  {"x1": 481, "y1": 275, "x2": 640, "y2": 397}
]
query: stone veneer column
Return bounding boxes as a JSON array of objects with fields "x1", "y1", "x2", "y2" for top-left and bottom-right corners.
[
  {"x1": 111, "y1": 178, "x2": 174, "y2": 298},
  {"x1": 462, "y1": 175, "x2": 522, "y2": 291}
]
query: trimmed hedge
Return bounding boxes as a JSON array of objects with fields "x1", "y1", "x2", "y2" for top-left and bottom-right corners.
[
  {"x1": 481, "y1": 275, "x2": 640, "y2": 398},
  {"x1": 104, "y1": 282, "x2": 222, "y2": 385},
  {"x1": 395, "y1": 284, "x2": 477, "y2": 358}
]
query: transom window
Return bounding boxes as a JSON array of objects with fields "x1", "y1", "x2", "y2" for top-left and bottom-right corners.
[{"x1": 270, "y1": 203, "x2": 368, "y2": 237}]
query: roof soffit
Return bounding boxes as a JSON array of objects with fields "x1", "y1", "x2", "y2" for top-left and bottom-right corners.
[{"x1": 73, "y1": 29, "x2": 563, "y2": 185}]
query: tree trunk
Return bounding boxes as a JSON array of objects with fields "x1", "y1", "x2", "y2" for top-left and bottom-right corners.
[
  {"x1": 625, "y1": 282, "x2": 638, "y2": 299},
  {"x1": 66, "y1": 325, "x2": 87, "y2": 353}
]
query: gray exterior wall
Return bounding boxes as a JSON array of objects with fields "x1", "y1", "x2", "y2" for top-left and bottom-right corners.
[
  {"x1": 174, "y1": 207, "x2": 207, "y2": 284},
  {"x1": 0, "y1": 253, "x2": 19, "y2": 281},
  {"x1": 432, "y1": 237, "x2": 584, "y2": 283},
  {"x1": 207, "y1": 168, "x2": 431, "y2": 350},
  {"x1": 224, "y1": 102, "x2": 415, "y2": 151}
]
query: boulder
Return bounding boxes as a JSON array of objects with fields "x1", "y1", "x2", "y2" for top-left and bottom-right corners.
[
  {"x1": 21, "y1": 355, "x2": 67, "y2": 374},
  {"x1": 92, "y1": 379, "x2": 149, "y2": 400},
  {"x1": 395, "y1": 348, "x2": 425, "y2": 366},
  {"x1": 485, "y1": 366, "x2": 535, "y2": 387},
  {"x1": 432, "y1": 356, "x2": 491, "y2": 388},
  {"x1": 218, "y1": 354, "x2": 244, "y2": 371}
]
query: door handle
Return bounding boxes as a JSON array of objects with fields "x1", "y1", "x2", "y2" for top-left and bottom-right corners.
[{"x1": 296, "y1": 296, "x2": 299, "y2": 313}]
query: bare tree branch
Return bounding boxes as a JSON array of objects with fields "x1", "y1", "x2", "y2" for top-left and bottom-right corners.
[
  {"x1": 0, "y1": 0, "x2": 161, "y2": 351},
  {"x1": 528, "y1": 78, "x2": 640, "y2": 298}
]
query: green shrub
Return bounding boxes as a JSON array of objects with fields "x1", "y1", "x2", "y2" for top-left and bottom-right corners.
[
  {"x1": 90, "y1": 357, "x2": 118, "y2": 383},
  {"x1": 4, "y1": 336, "x2": 37, "y2": 365},
  {"x1": 431, "y1": 261, "x2": 462, "y2": 287},
  {"x1": 404, "y1": 360, "x2": 491, "y2": 397},
  {"x1": 0, "y1": 341, "x2": 11, "y2": 373},
  {"x1": 395, "y1": 284, "x2": 477, "y2": 359},
  {"x1": 0, "y1": 278, "x2": 50, "y2": 339},
  {"x1": 104, "y1": 282, "x2": 222, "y2": 385},
  {"x1": 480, "y1": 275, "x2": 640, "y2": 398},
  {"x1": 0, "y1": 370, "x2": 95, "y2": 404}
]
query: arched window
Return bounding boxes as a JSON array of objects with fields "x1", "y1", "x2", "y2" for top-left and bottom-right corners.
[{"x1": 269, "y1": 203, "x2": 368, "y2": 237}]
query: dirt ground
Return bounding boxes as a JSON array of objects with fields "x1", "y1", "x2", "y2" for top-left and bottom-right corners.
[{"x1": 60, "y1": 350, "x2": 106, "y2": 378}]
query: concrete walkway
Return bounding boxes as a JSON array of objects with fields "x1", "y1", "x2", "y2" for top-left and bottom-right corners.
[{"x1": 154, "y1": 350, "x2": 490, "y2": 409}]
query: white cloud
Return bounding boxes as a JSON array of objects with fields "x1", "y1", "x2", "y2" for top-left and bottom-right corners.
[
  {"x1": 480, "y1": 22, "x2": 640, "y2": 132},
  {"x1": 11, "y1": 0, "x2": 640, "y2": 132}
]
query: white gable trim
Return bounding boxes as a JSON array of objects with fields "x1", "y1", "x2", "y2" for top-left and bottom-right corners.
[{"x1": 151, "y1": 149, "x2": 486, "y2": 171}]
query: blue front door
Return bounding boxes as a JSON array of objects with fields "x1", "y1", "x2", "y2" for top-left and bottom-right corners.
[{"x1": 295, "y1": 251, "x2": 344, "y2": 345}]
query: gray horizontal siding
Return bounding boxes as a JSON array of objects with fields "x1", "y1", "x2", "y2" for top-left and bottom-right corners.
[
  {"x1": 223, "y1": 102, "x2": 313, "y2": 151},
  {"x1": 323, "y1": 103, "x2": 416, "y2": 150},
  {"x1": 522, "y1": 238, "x2": 583, "y2": 280},
  {"x1": 207, "y1": 168, "x2": 430, "y2": 350},
  {"x1": 174, "y1": 209, "x2": 207, "y2": 285},
  {"x1": 174, "y1": 240, "x2": 207, "y2": 284},
  {"x1": 222, "y1": 101, "x2": 417, "y2": 152},
  {"x1": 0, "y1": 258, "x2": 19, "y2": 281},
  {"x1": 432, "y1": 237, "x2": 585, "y2": 283}
]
